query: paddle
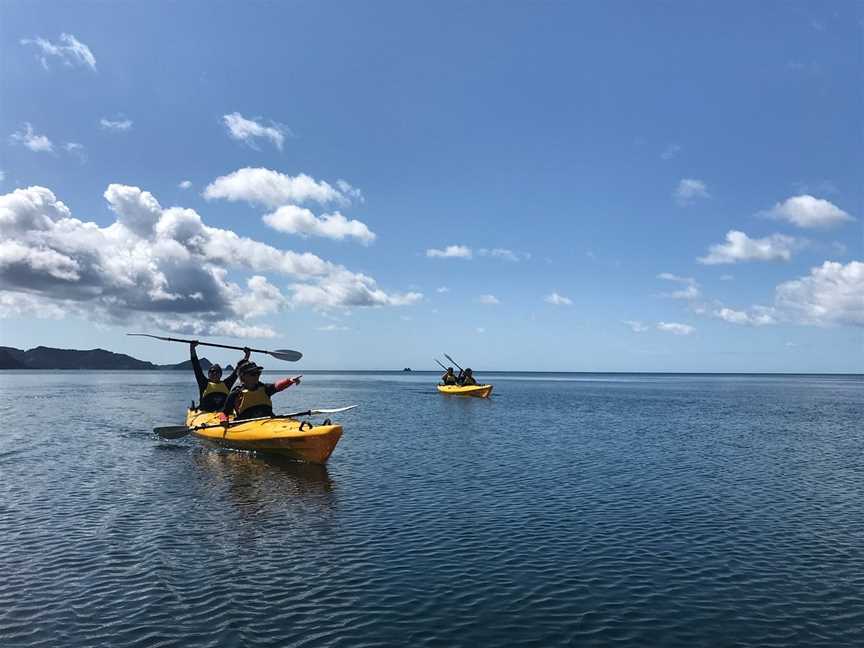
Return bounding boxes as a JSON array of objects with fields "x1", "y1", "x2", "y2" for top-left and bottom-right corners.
[
  {"x1": 434, "y1": 358, "x2": 449, "y2": 371},
  {"x1": 127, "y1": 333, "x2": 302, "y2": 362},
  {"x1": 154, "y1": 405, "x2": 358, "y2": 439},
  {"x1": 444, "y1": 353, "x2": 464, "y2": 372}
]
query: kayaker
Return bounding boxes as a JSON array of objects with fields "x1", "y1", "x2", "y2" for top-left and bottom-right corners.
[
  {"x1": 461, "y1": 368, "x2": 478, "y2": 386},
  {"x1": 190, "y1": 341, "x2": 250, "y2": 412},
  {"x1": 441, "y1": 367, "x2": 458, "y2": 385},
  {"x1": 219, "y1": 361, "x2": 302, "y2": 421}
]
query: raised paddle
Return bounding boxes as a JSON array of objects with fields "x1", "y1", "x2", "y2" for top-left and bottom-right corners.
[
  {"x1": 128, "y1": 333, "x2": 302, "y2": 362},
  {"x1": 153, "y1": 406, "x2": 358, "y2": 439},
  {"x1": 434, "y1": 358, "x2": 449, "y2": 371},
  {"x1": 444, "y1": 353, "x2": 464, "y2": 372}
]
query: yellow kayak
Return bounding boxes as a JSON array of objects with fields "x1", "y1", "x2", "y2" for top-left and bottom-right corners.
[
  {"x1": 437, "y1": 384, "x2": 493, "y2": 398},
  {"x1": 185, "y1": 409, "x2": 343, "y2": 464}
]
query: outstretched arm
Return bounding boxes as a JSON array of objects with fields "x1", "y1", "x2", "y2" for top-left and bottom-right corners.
[{"x1": 267, "y1": 375, "x2": 302, "y2": 395}]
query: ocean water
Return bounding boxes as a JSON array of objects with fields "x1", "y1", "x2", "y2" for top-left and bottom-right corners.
[{"x1": 0, "y1": 370, "x2": 862, "y2": 647}]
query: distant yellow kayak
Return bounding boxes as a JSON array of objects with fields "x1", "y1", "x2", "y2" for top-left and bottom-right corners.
[
  {"x1": 437, "y1": 384, "x2": 493, "y2": 398},
  {"x1": 185, "y1": 409, "x2": 342, "y2": 464}
]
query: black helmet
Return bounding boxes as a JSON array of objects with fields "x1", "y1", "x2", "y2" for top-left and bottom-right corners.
[
  {"x1": 208, "y1": 364, "x2": 222, "y2": 374},
  {"x1": 239, "y1": 361, "x2": 263, "y2": 376}
]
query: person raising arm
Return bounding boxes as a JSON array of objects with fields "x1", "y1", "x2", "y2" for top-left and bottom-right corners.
[{"x1": 191, "y1": 341, "x2": 250, "y2": 412}]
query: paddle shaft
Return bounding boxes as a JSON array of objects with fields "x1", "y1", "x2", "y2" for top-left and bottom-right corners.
[
  {"x1": 434, "y1": 358, "x2": 448, "y2": 371},
  {"x1": 129, "y1": 333, "x2": 275, "y2": 356},
  {"x1": 444, "y1": 353, "x2": 464, "y2": 373}
]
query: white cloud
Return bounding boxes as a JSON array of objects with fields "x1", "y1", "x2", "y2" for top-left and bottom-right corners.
[
  {"x1": 760, "y1": 195, "x2": 853, "y2": 229},
  {"x1": 623, "y1": 320, "x2": 649, "y2": 333},
  {"x1": 290, "y1": 269, "x2": 422, "y2": 309},
  {"x1": 263, "y1": 205, "x2": 376, "y2": 244},
  {"x1": 0, "y1": 171, "x2": 5, "y2": 182},
  {"x1": 476, "y1": 327, "x2": 485, "y2": 334},
  {"x1": 720, "y1": 274, "x2": 734, "y2": 281},
  {"x1": 178, "y1": 180, "x2": 192, "y2": 190},
  {"x1": 0, "y1": 184, "x2": 420, "y2": 335},
  {"x1": 222, "y1": 112, "x2": 287, "y2": 150},
  {"x1": 544, "y1": 292, "x2": 572, "y2": 305},
  {"x1": 436, "y1": 286, "x2": 449, "y2": 293},
  {"x1": 698, "y1": 230, "x2": 797, "y2": 265},
  {"x1": 478, "y1": 294, "x2": 499, "y2": 305},
  {"x1": 657, "y1": 272, "x2": 700, "y2": 299},
  {"x1": 713, "y1": 307, "x2": 776, "y2": 327},
  {"x1": 20, "y1": 33, "x2": 96, "y2": 71},
  {"x1": 100, "y1": 117, "x2": 133, "y2": 132},
  {"x1": 9, "y1": 123, "x2": 53, "y2": 153},
  {"x1": 336, "y1": 180, "x2": 364, "y2": 204},
  {"x1": 64, "y1": 142, "x2": 86, "y2": 162},
  {"x1": 203, "y1": 167, "x2": 349, "y2": 208},
  {"x1": 775, "y1": 261, "x2": 864, "y2": 327},
  {"x1": 426, "y1": 245, "x2": 472, "y2": 259},
  {"x1": 477, "y1": 248, "x2": 531, "y2": 262},
  {"x1": 317, "y1": 323, "x2": 349, "y2": 332},
  {"x1": 657, "y1": 322, "x2": 694, "y2": 335},
  {"x1": 674, "y1": 178, "x2": 710, "y2": 206},
  {"x1": 661, "y1": 144, "x2": 683, "y2": 160}
]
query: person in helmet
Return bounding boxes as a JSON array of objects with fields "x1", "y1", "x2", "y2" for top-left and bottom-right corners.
[
  {"x1": 190, "y1": 341, "x2": 250, "y2": 412},
  {"x1": 460, "y1": 368, "x2": 478, "y2": 386},
  {"x1": 220, "y1": 361, "x2": 302, "y2": 421},
  {"x1": 441, "y1": 367, "x2": 458, "y2": 385}
]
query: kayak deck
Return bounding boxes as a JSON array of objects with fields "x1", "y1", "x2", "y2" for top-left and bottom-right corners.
[
  {"x1": 186, "y1": 410, "x2": 342, "y2": 464},
  {"x1": 437, "y1": 384, "x2": 493, "y2": 398}
]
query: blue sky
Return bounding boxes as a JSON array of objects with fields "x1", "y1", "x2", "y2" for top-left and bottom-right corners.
[{"x1": 1, "y1": 1, "x2": 861, "y2": 371}]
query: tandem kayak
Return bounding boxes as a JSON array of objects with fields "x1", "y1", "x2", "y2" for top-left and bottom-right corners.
[
  {"x1": 185, "y1": 409, "x2": 343, "y2": 464},
  {"x1": 437, "y1": 384, "x2": 493, "y2": 398}
]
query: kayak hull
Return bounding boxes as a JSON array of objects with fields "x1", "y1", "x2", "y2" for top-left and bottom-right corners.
[
  {"x1": 185, "y1": 410, "x2": 342, "y2": 464},
  {"x1": 437, "y1": 384, "x2": 493, "y2": 398}
]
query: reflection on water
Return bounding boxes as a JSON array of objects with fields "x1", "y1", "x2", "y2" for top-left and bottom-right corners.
[{"x1": 1, "y1": 371, "x2": 863, "y2": 647}]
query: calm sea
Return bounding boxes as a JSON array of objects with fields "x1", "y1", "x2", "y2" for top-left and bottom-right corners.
[{"x1": 1, "y1": 371, "x2": 862, "y2": 647}]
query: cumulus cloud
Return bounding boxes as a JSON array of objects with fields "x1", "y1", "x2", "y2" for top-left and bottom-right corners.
[
  {"x1": 674, "y1": 178, "x2": 710, "y2": 206},
  {"x1": 436, "y1": 286, "x2": 449, "y2": 293},
  {"x1": 317, "y1": 323, "x2": 349, "y2": 332},
  {"x1": 64, "y1": 142, "x2": 86, "y2": 162},
  {"x1": 0, "y1": 184, "x2": 419, "y2": 336},
  {"x1": 203, "y1": 167, "x2": 350, "y2": 208},
  {"x1": 775, "y1": 261, "x2": 864, "y2": 327},
  {"x1": 178, "y1": 180, "x2": 192, "y2": 190},
  {"x1": 760, "y1": 195, "x2": 853, "y2": 229},
  {"x1": 426, "y1": 245, "x2": 472, "y2": 259},
  {"x1": 623, "y1": 320, "x2": 650, "y2": 332},
  {"x1": 478, "y1": 294, "x2": 499, "y2": 305},
  {"x1": 657, "y1": 272, "x2": 700, "y2": 299},
  {"x1": 9, "y1": 123, "x2": 53, "y2": 153},
  {"x1": 223, "y1": 112, "x2": 288, "y2": 150},
  {"x1": 263, "y1": 205, "x2": 376, "y2": 244},
  {"x1": 100, "y1": 117, "x2": 133, "y2": 132},
  {"x1": 20, "y1": 33, "x2": 96, "y2": 71},
  {"x1": 657, "y1": 322, "x2": 694, "y2": 335},
  {"x1": 544, "y1": 292, "x2": 572, "y2": 305},
  {"x1": 698, "y1": 230, "x2": 798, "y2": 265}
]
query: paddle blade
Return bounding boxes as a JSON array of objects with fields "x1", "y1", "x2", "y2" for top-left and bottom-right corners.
[
  {"x1": 269, "y1": 349, "x2": 303, "y2": 362},
  {"x1": 154, "y1": 425, "x2": 191, "y2": 439}
]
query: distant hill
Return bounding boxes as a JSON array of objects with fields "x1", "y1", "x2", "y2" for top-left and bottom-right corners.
[{"x1": 0, "y1": 346, "x2": 215, "y2": 370}]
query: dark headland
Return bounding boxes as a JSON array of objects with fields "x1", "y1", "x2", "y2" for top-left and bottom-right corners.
[{"x1": 0, "y1": 345, "x2": 219, "y2": 371}]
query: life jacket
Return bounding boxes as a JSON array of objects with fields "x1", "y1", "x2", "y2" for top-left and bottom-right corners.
[
  {"x1": 462, "y1": 375, "x2": 478, "y2": 386},
  {"x1": 199, "y1": 381, "x2": 230, "y2": 412},
  {"x1": 236, "y1": 384, "x2": 273, "y2": 419},
  {"x1": 442, "y1": 373, "x2": 457, "y2": 385}
]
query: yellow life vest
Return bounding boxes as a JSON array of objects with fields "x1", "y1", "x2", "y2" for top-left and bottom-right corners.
[
  {"x1": 202, "y1": 381, "x2": 229, "y2": 398},
  {"x1": 236, "y1": 385, "x2": 272, "y2": 416}
]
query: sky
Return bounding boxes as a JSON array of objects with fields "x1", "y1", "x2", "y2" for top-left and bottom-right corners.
[{"x1": 0, "y1": 0, "x2": 861, "y2": 372}]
